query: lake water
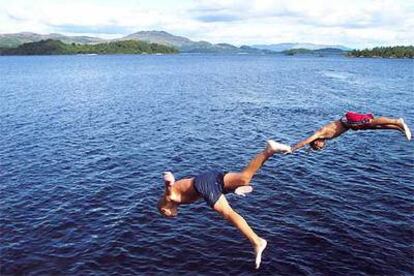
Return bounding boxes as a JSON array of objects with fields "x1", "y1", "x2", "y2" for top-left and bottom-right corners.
[{"x1": 1, "y1": 54, "x2": 413, "y2": 275}]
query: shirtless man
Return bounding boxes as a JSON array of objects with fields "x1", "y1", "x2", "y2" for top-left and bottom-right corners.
[
  {"x1": 158, "y1": 140, "x2": 292, "y2": 269},
  {"x1": 292, "y1": 111, "x2": 411, "y2": 151}
]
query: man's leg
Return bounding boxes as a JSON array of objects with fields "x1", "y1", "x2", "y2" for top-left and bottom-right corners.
[
  {"x1": 369, "y1": 117, "x2": 403, "y2": 128},
  {"x1": 362, "y1": 117, "x2": 411, "y2": 140},
  {"x1": 213, "y1": 195, "x2": 267, "y2": 269},
  {"x1": 360, "y1": 124, "x2": 403, "y2": 131},
  {"x1": 223, "y1": 140, "x2": 290, "y2": 191}
]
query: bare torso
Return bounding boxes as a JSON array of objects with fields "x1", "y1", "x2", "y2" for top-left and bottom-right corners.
[
  {"x1": 320, "y1": 120, "x2": 349, "y2": 139},
  {"x1": 170, "y1": 178, "x2": 200, "y2": 204}
]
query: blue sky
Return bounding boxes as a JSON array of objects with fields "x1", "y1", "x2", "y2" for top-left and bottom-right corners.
[{"x1": 0, "y1": 0, "x2": 413, "y2": 48}]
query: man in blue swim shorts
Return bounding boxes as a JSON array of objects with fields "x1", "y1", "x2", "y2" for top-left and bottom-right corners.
[{"x1": 158, "y1": 140, "x2": 292, "y2": 269}]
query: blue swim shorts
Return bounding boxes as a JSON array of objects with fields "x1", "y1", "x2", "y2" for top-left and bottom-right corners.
[{"x1": 193, "y1": 170, "x2": 228, "y2": 208}]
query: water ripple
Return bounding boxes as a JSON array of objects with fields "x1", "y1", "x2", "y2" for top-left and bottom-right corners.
[{"x1": 1, "y1": 55, "x2": 413, "y2": 275}]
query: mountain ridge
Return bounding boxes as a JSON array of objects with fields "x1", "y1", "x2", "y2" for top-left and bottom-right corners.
[
  {"x1": 252, "y1": 43, "x2": 351, "y2": 51},
  {"x1": 0, "y1": 32, "x2": 104, "y2": 48},
  {"x1": 119, "y1": 31, "x2": 272, "y2": 53},
  {"x1": 0, "y1": 31, "x2": 350, "y2": 53},
  {"x1": 0, "y1": 39, "x2": 177, "y2": 55}
]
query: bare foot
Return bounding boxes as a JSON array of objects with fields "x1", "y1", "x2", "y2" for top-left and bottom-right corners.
[
  {"x1": 400, "y1": 118, "x2": 412, "y2": 141},
  {"x1": 266, "y1": 140, "x2": 292, "y2": 154},
  {"x1": 254, "y1": 238, "x2": 267, "y2": 269}
]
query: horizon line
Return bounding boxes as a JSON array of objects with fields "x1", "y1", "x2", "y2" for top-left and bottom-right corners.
[{"x1": 2, "y1": 30, "x2": 414, "y2": 50}]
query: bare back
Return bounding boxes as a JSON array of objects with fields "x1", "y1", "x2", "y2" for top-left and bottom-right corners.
[
  {"x1": 170, "y1": 178, "x2": 200, "y2": 204},
  {"x1": 319, "y1": 120, "x2": 349, "y2": 139}
]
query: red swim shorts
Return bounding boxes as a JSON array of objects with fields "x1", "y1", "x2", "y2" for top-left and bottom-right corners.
[{"x1": 341, "y1": 111, "x2": 374, "y2": 127}]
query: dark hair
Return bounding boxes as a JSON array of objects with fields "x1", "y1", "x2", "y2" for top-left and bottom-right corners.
[{"x1": 310, "y1": 139, "x2": 326, "y2": 151}]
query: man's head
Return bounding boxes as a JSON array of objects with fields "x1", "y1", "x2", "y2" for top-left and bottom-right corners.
[
  {"x1": 310, "y1": 139, "x2": 326, "y2": 151},
  {"x1": 158, "y1": 195, "x2": 178, "y2": 218},
  {"x1": 157, "y1": 172, "x2": 178, "y2": 218}
]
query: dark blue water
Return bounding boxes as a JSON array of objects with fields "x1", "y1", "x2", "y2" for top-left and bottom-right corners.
[{"x1": 1, "y1": 54, "x2": 413, "y2": 275}]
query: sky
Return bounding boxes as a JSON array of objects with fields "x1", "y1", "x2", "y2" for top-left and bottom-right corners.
[{"x1": 0, "y1": 0, "x2": 413, "y2": 48}]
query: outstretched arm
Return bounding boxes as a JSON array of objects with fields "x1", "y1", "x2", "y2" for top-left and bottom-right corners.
[{"x1": 292, "y1": 130, "x2": 323, "y2": 152}]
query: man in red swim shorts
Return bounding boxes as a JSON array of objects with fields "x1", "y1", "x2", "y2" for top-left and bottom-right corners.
[{"x1": 292, "y1": 111, "x2": 412, "y2": 151}]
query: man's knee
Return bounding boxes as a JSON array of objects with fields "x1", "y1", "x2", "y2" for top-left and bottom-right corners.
[{"x1": 239, "y1": 173, "x2": 251, "y2": 185}]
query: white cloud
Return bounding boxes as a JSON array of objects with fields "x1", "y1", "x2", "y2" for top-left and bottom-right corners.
[
  {"x1": 186, "y1": 0, "x2": 414, "y2": 47},
  {"x1": 0, "y1": 0, "x2": 413, "y2": 48}
]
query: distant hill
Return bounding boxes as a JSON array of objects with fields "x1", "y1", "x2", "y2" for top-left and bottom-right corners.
[
  {"x1": 0, "y1": 31, "x2": 352, "y2": 54},
  {"x1": 0, "y1": 31, "x2": 274, "y2": 54},
  {"x1": 252, "y1": 43, "x2": 351, "y2": 52},
  {"x1": 347, "y1": 46, "x2": 414, "y2": 58},
  {"x1": 121, "y1": 31, "x2": 192, "y2": 48},
  {"x1": 120, "y1": 31, "x2": 271, "y2": 53},
  {"x1": 283, "y1": 48, "x2": 346, "y2": 56},
  {"x1": 0, "y1": 39, "x2": 178, "y2": 55},
  {"x1": 0, "y1": 32, "x2": 104, "y2": 48}
]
